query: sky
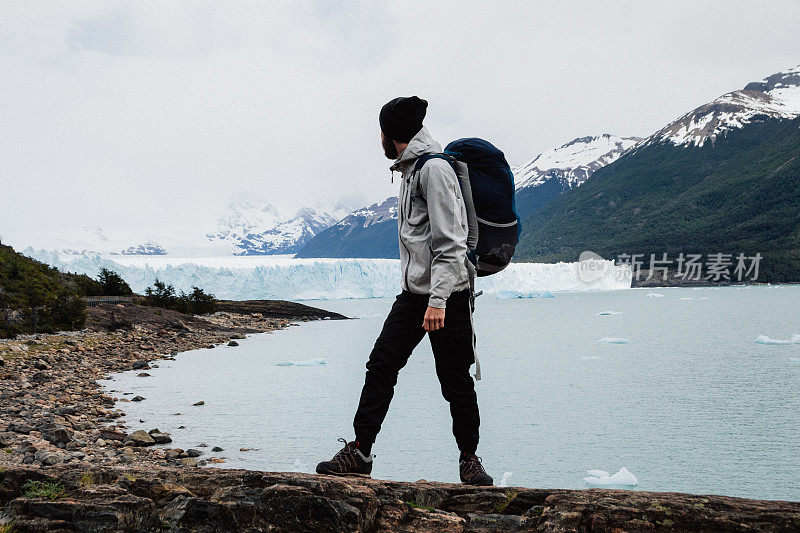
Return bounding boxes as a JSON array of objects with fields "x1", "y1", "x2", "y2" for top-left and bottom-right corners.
[{"x1": 1, "y1": 1, "x2": 799, "y2": 252}]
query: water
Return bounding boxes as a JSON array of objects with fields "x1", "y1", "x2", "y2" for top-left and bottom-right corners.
[{"x1": 101, "y1": 285, "x2": 800, "y2": 501}]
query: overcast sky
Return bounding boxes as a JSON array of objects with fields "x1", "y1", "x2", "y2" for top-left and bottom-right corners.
[{"x1": 2, "y1": 1, "x2": 799, "y2": 251}]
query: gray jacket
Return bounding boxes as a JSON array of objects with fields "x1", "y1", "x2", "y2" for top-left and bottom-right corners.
[{"x1": 392, "y1": 127, "x2": 470, "y2": 308}]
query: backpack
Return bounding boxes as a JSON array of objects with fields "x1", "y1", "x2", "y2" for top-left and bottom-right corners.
[{"x1": 413, "y1": 138, "x2": 520, "y2": 277}]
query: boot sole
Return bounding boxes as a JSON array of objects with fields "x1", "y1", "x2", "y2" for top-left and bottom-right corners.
[{"x1": 316, "y1": 466, "x2": 371, "y2": 478}]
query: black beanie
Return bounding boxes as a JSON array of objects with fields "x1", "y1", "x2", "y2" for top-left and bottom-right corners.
[{"x1": 379, "y1": 96, "x2": 428, "y2": 143}]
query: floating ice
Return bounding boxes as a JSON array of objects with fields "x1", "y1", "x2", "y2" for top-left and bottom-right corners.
[
  {"x1": 582, "y1": 356, "x2": 601, "y2": 360},
  {"x1": 275, "y1": 358, "x2": 327, "y2": 366},
  {"x1": 753, "y1": 334, "x2": 800, "y2": 346},
  {"x1": 596, "y1": 311, "x2": 621, "y2": 316},
  {"x1": 790, "y1": 358, "x2": 800, "y2": 363},
  {"x1": 498, "y1": 472, "x2": 513, "y2": 487},
  {"x1": 679, "y1": 297, "x2": 693, "y2": 300},
  {"x1": 598, "y1": 337, "x2": 630, "y2": 344},
  {"x1": 646, "y1": 293, "x2": 665, "y2": 298},
  {"x1": 583, "y1": 467, "x2": 638, "y2": 487},
  {"x1": 493, "y1": 290, "x2": 556, "y2": 299}
]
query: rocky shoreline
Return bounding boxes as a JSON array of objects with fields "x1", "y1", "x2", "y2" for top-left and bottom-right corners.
[
  {"x1": 0, "y1": 301, "x2": 344, "y2": 472},
  {"x1": 2, "y1": 301, "x2": 800, "y2": 531}
]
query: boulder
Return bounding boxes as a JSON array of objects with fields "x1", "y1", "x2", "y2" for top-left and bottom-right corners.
[
  {"x1": 227, "y1": 340, "x2": 239, "y2": 347},
  {"x1": 41, "y1": 424, "x2": 74, "y2": 445},
  {"x1": 125, "y1": 430, "x2": 155, "y2": 446}
]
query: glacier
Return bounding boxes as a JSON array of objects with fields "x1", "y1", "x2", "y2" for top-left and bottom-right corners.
[{"x1": 24, "y1": 249, "x2": 632, "y2": 301}]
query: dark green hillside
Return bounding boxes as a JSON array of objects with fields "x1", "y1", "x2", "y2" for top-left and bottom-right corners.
[
  {"x1": 0, "y1": 243, "x2": 131, "y2": 337},
  {"x1": 516, "y1": 118, "x2": 800, "y2": 282}
]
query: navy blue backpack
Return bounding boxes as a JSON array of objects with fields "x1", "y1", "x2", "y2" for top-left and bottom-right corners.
[{"x1": 413, "y1": 138, "x2": 520, "y2": 277}]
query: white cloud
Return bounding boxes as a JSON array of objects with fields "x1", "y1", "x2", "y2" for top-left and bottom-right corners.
[{"x1": 1, "y1": 0, "x2": 799, "y2": 251}]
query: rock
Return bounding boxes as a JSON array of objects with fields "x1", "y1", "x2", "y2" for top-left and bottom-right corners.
[
  {"x1": 179, "y1": 458, "x2": 199, "y2": 467},
  {"x1": 0, "y1": 356, "x2": 4, "y2": 366},
  {"x1": 33, "y1": 449, "x2": 64, "y2": 465},
  {"x1": 192, "y1": 401, "x2": 204, "y2": 406},
  {"x1": 230, "y1": 334, "x2": 246, "y2": 340},
  {"x1": 137, "y1": 372, "x2": 151, "y2": 377},
  {"x1": 125, "y1": 430, "x2": 156, "y2": 446},
  {"x1": 205, "y1": 344, "x2": 215, "y2": 349},
  {"x1": 99, "y1": 429, "x2": 128, "y2": 441},
  {"x1": 131, "y1": 396, "x2": 145, "y2": 402},
  {"x1": 41, "y1": 424, "x2": 74, "y2": 445},
  {"x1": 150, "y1": 432, "x2": 172, "y2": 444},
  {"x1": 131, "y1": 361, "x2": 150, "y2": 370},
  {"x1": 34, "y1": 360, "x2": 49, "y2": 370},
  {"x1": 185, "y1": 449, "x2": 202, "y2": 458},
  {"x1": 64, "y1": 339, "x2": 78, "y2": 346},
  {"x1": 212, "y1": 446, "x2": 224, "y2": 452},
  {"x1": 9, "y1": 422, "x2": 33, "y2": 434},
  {"x1": 227, "y1": 340, "x2": 239, "y2": 346}
]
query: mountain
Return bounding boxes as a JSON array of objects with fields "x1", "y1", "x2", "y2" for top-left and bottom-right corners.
[
  {"x1": 206, "y1": 202, "x2": 347, "y2": 255},
  {"x1": 111, "y1": 242, "x2": 167, "y2": 256},
  {"x1": 295, "y1": 198, "x2": 399, "y2": 258},
  {"x1": 513, "y1": 134, "x2": 641, "y2": 219},
  {"x1": 516, "y1": 65, "x2": 800, "y2": 282}
]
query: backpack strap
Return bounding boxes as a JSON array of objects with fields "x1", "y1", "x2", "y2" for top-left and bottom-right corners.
[{"x1": 411, "y1": 154, "x2": 456, "y2": 200}]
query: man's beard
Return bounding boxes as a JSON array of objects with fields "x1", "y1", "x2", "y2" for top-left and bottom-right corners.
[{"x1": 382, "y1": 135, "x2": 398, "y2": 159}]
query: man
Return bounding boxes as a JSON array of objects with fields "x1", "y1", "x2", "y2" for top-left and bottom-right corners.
[{"x1": 316, "y1": 96, "x2": 493, "y2": 486}]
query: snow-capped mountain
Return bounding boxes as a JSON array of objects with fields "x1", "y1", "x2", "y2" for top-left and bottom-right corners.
[
  {"x1": 295, "y1": 198, "x2": 399, "y2": 258},
  {"x1": 647, "y1": 65, "x2": 800, "y2": 147},
  {"x1": 206, "y1": 201, "x2": 348, "y2": 255},
  {"x1": 111, "y1": 242, "x2": 167, "y2": 255},
  {"x1": 513, "y1": 134, "x2": 641, "y2": 191},
  {"x1": 513, "y1": 134, "x2": 640, "y2": 220}
]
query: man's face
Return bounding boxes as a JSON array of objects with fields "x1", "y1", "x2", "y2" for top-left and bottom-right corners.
[{"x1": 381, "y1": 131, "x2": 398, "y2": 160}]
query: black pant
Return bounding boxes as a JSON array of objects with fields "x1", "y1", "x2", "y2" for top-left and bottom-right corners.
[{"x1": 353, "y1": 289, "x2": 479, "y2": 454}]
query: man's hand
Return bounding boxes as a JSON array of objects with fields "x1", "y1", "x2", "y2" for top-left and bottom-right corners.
[{"x1": 423, "y1": 306, "x2": 445, "y2": 332}]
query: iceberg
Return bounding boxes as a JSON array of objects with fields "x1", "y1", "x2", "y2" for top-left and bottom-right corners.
[
  {"x1": 22, "y1": 249, "x2": 632, "y2": 301},
  {"x1": 583, "y1": 467, "x2": 638, "y2": 487},
  {"x1": 646, "y1": 292, "x2": 665, "y2": 298},
  {"x1": 275, "y1": 358, "x2": 327, "y2": 367},
  {"x1": 598, "y1": 337, "x2": 630, "y2": 344},
  {"x1": 753, "y1": 334, "x2": 800, "y2": 345}
]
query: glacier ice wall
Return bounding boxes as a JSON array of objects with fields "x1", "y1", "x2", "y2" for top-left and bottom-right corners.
[{"x1": 24, "y1": 249, "x2": 631, "y2": 300}]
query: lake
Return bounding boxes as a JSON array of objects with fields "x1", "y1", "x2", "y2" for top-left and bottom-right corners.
[{"x1": 100, "y1": 285, "x2": 800, "y2": 501}]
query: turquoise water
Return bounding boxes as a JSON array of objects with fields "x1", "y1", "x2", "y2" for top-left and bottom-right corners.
[{"x1": 101, "y1": 285, "x2": 800, "y2": 501}]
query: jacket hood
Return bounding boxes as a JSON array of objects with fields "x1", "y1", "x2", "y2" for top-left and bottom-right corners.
[{"x1": 390, "y1": 127, "x2": 442, "y2": 172}]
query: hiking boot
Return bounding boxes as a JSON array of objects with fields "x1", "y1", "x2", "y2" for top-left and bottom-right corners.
[
  {"x1": 316, "y1": 438, "x2": 374, "y2": 478},
  {"x1": 460, "y1": 453, "x2": 493, "y2": 486}
]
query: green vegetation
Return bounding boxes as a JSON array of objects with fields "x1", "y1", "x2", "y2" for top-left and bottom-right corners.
[
  {"x1": 97, "y1": 268, "x2": 133, "y2": 296},
  {"x1": 404, "y1": 500, "x2": 435, "y2": 511},
  {"x1": 0, "y1": 243, "x2": 133, "y2": 338},
  {"x1": 143, "y1": 279, "x2": 217, "y2": 315},
  {"x1": 22, "y1": 480, "x2": 66, "y2": 500},
  {"x1": 494, "y1": 490, "x2": 519, "y2": 513},
  {"x1": 0, "y1": 521, "x2": 15, "y2": 533},
  {"x1": 516, "y1": 117, "x2": 800, "y2": 282}
]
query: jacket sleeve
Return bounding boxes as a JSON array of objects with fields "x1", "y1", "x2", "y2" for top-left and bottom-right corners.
[{"x1": 420, "y1": 161, "x2": 468, "y2": 309}]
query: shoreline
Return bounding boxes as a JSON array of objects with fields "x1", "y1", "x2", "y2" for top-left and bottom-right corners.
[
  {"x1": 0, "y1": 301, "x2": 344, "y2": 472},
  {"x1": 3, "y1": 300, "x2": 800, "y2": 531}
]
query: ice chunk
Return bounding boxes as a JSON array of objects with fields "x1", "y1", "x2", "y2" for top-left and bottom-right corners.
[
  {"x1": 598, "y1": 337, "x2": 630, "y2": 344},
  {"x1": 753, "y1": 334, "x2": 800, "y2": 345},
  {"x1": 493, "y1": 290, "x2": 556, "y2": 299},
  {"x1": 275, "y1": 358, "x2": 327, "y2": 366},
  {"x1": 679, "y1": 297, "x2": 693, "y2": 300},
  {"x1": 596, "y1": 311, "x2": 621, "y2": 316},
  {"x1": 583, "y1": 467, "x2": 638, "y2": 487},
  {"x1": 582, "y1": 356, "x2": 601, "y2": 360},
  {"x1": 646, "y1": 292, "x2": 664, "y2": 298},
  {"x1": 498, "y1": 472, "x2": 513, "y2": 487},
  {"x1": 790, "y1": 357, "x2": 800, "y2": 363}
]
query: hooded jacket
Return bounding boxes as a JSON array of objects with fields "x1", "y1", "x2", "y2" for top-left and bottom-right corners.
[{"x1": 391, "y1": 127, "x2": 470, "y2": 308}]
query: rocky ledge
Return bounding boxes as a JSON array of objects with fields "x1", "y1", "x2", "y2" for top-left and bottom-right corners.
[{"x1": 0, "y1": 466, "x2": 799, "y2": 532}]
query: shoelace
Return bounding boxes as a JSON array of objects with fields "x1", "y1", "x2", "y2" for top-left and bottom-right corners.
[
  {"x1": 332, "y1": 438, "x2": 373, "y2": 470},
  {"x1": 461, "y1": 455, "x2": 487, "y2": 478}
]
